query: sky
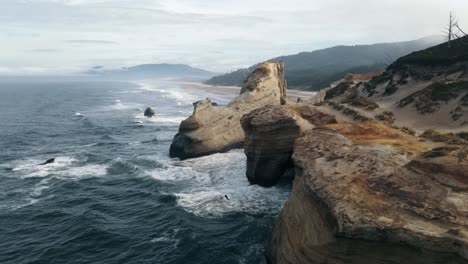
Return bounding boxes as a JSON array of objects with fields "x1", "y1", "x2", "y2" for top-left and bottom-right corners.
[{"x1": 1, "y1": 0, "x2": 468, "y2": 75}]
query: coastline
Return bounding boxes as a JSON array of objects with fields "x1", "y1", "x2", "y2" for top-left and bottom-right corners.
[{"x1": 177, "y1": 81, "x2": 317, "y2": 102}]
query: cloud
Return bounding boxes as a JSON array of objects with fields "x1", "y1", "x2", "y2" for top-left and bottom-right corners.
[
  {"x1": 1, "y1": 0, "x2": 468, "y2": 74},
  {"x1": 26, "y1": 48, "x2": 61, "y2": 53},
  {"x1": 66, "y1": 40, "x2": 119, "y2": 44}
]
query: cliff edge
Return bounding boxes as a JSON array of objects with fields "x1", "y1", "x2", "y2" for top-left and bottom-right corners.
[{"x1": 266, "y1": 121, "x2": 468, "y2": 263}]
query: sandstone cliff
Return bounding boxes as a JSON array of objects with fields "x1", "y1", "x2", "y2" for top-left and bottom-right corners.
[
  {"x1": 170, "y1": 62, "x2": 286, "y2": 159},
  {"x1": 267, "y1": 121, "x2": 468, "y2": 263},
  {"x1": 241, "y1": 104, "x2": 337, "y2": 186}
]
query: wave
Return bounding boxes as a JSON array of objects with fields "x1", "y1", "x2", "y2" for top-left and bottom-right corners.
[
  {"x1": 108, "y1": 99, "x2": 142, "y2": 111},
  {"x1": 138, "y1": 83, "x2": 200, "y2": 106},
  {"x1": 149, "y1": 165, "x2": 211, "y2": 184},
  {"x1": 150, "y1": 228, "x2": 181, "y2": 249},
  {"x1": 175, "y1": 191, "x2": 236, "y2": 217},
  {"x1": 134, "y1": 114, "x2": 186, "y2": 124},
  {"x1": 9, "y1": 156, "x2": 108, "y2": 178},
  {"x1": 148, "y1": 150, "x2": 290, "y2": 218}
]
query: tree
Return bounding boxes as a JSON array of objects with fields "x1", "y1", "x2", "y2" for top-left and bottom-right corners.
[
  {"x1": 445, "y1": 12, "x2": 457, "y2": 48},
  {"x1": 444, "y1": 12, "x2": 468, "y2": 48}
]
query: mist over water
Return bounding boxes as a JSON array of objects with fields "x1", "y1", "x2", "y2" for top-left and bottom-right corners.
[{"x1": 0, "y1": 80, "x2": 290, "y2": 264}]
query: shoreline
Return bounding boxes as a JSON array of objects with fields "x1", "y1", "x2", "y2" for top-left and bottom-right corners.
[{"x1": 177, "y1": 81, "x2": 317, "y2": 101}]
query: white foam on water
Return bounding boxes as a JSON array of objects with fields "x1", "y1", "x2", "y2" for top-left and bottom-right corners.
[
  {"x1": 9, "y1": 156, "x2": 108, "y2": 179},
  {"x1": 134, "y1": 114, "x2": 186, "y2": 124},
  {"x1": 30, "y1": 178, "x2": 52, "y2": 197},
  {"x1": 64, "y1": 164, "x2": 109, "y2": 178},
  {"x1": 13, "y1": 156, "x2": 78, "y2": 178},
  {"x1": 150, "y1": 165, "x2": 211, "y2": 185},
  {"x1": 7, "y1": 198, "x2": 39, "y2": 211},
  {"x1": 138, "y1": 83, "x2": 201, "y2": 106},
  {"x1": 149, "y1": 150, "x2": 290, "y2": 218},
  {"x1": 108, "y1": 99, "x2": 142, "y2": 111},
  {"x1": 3, "y1": 157, "x2": 110, "y2": 211},
  {"x1": 150, "y1": 228, "x2": 181, "y2": 249},
  {"x1": 175, "y1": 191, "x2": 237, "y2": 217}
]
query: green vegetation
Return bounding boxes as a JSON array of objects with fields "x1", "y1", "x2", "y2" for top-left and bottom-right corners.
[
  {"x1": 327, "y1": 101, "x2": 371, "y2": 121},
  {"x1": 399, "y1": 127, "x2": 416, "y2": 136},
  {"x1": 205, "y1": 37, "x2": 442, "y2": 91},
  {"x1": 421, "y1": 129, "x2": 468, "y2": 145},
  {"x1": 383, "y1": 84, "x2": 399, "y2": 95},
  {"x1": 324, "y1": 82, "x2": 352, "y2": 100},
  {"x1": 423, "y1": 146, "x2": 459, "y2": 159},
  {"x1": 398, "y1": 81, "x2": 468, "y2": 114},
  {"x1": 376, "y1": 111, "x2": 396, "y2": 123},
  {"x1": 391, "y1": 36, "x2": 468, "y2": 67}
]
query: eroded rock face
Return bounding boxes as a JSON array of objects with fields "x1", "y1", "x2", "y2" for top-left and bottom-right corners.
[
  {"x1": 241, "y1": 104, "x2": 337, "y2": 186},
  {"x1": 170, "y1": 62, "x2": 287, "y2": 159},
  {"x1": 267, "y1": 122, "x2": 468, "y2": 263}
]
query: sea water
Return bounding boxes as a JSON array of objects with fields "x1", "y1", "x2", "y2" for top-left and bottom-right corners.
[{"x1": 0, "y1": 80, "x2": 290, "y2": 264}]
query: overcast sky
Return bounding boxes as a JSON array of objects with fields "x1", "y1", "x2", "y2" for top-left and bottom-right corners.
[{"x1": 1, "y1": 0, "x2": 468, "y2": 75}]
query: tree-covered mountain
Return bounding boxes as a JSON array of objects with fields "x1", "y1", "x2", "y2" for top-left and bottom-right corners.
[
  {"x1": 205, "y1": 36, "x2": 444, "y2": 91},
  {"x1": 87, "y1": 63, "x2": 217, "y2": 80}
]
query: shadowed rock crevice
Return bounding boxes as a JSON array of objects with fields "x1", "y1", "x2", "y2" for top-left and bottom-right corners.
[{"x1": 241, "y1": 104, "x2": 337, "y2": 186}]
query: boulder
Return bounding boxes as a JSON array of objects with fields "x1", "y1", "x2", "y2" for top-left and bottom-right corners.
[
  {"x1": 267, "y1": 121, "x2": 468, "y2": 263},
  {"x1": 241, "y1": 104, "x2": 337, "y2": 186},
  {"x1": 169, "y1": 62, "x2": 287, "y2": 159},
  {"x1": 144, "y1": 107, "x2": 155, "y2": 118}
]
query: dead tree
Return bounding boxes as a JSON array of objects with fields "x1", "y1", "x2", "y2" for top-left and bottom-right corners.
[
  {"x1": 455, "y1": 23, "x2": 467, "y2": 36},
  {"x1": 446, "y1": 12, "x2": 457, "y2": 48}
]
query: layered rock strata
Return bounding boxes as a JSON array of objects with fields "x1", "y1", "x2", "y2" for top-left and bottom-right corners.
[
  {"x1": 241, "y1": 104, "x2": 337, "y2": 186},
  {"x1": 170, "y1": 62, "x2": 287, "y2": 159},
  {"x1": 267, "y1": 121, "x2": 468, "y2": 263}
]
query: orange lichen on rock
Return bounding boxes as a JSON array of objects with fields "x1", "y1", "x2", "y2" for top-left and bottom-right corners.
[{"x1": 321, "y1": 121, "x2": 433, "y2": 156}]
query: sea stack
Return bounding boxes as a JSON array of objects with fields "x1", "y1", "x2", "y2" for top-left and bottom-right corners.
[
  {"x1": 169, "y1": 62, "x2": 287, "y2": 160},
  {"x1": 144, "y1": 107, "x2": 155, "y2": 118}
]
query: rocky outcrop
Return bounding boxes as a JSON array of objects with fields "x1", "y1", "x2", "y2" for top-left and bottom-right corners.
[
  {"x1": 267, "y1": 121, "x2": 468, "y2": 263},
  {"x1": 170, "y1": 62, "x2": 287, "y2": 159},
  {"x1": 144, "y1": 107, "x2": 155, "y2": 117},
  {"x1": 241, "y1": 104, "x2": 337, "y2": 186}
]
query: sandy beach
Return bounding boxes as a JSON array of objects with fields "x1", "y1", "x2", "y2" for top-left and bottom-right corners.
[{"x1": 179, "y1": 82, "x2": 317, "y2": 102}]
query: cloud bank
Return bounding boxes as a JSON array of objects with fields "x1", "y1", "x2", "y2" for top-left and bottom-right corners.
[{"x1": 1, "y1": 0, "x2": 467, "y2": 74}]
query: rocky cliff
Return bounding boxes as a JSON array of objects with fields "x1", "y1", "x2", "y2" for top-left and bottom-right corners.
[
  {"x1": 241, "y1": 104, "x2": 337, "y2": 186},
  {"x1": 236, "y1": 38, "x2": 468, "y2": 263},
  {"x1": 266, "y1": 121, "x2": 468, "y2": 263},
  {"x1": 170, "y1": 62, "x2": 286, "y2": 159}
]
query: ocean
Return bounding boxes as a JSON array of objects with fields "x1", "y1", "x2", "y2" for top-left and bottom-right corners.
[{"x1": 0, "y1": 80, "x2": 290, "y2": 264}]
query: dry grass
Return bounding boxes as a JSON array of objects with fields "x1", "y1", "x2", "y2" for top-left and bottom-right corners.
[{"x1": 321, "y1": 121, "x2": 432, "y2": 155}]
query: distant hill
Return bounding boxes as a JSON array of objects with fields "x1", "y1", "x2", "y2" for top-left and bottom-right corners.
[
  {"x1": 205, "y1": 36, "x2": 444, "y2": 91},
  {"x1": 86, "y1": 63, "x2": 217, "y2": 80}
]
